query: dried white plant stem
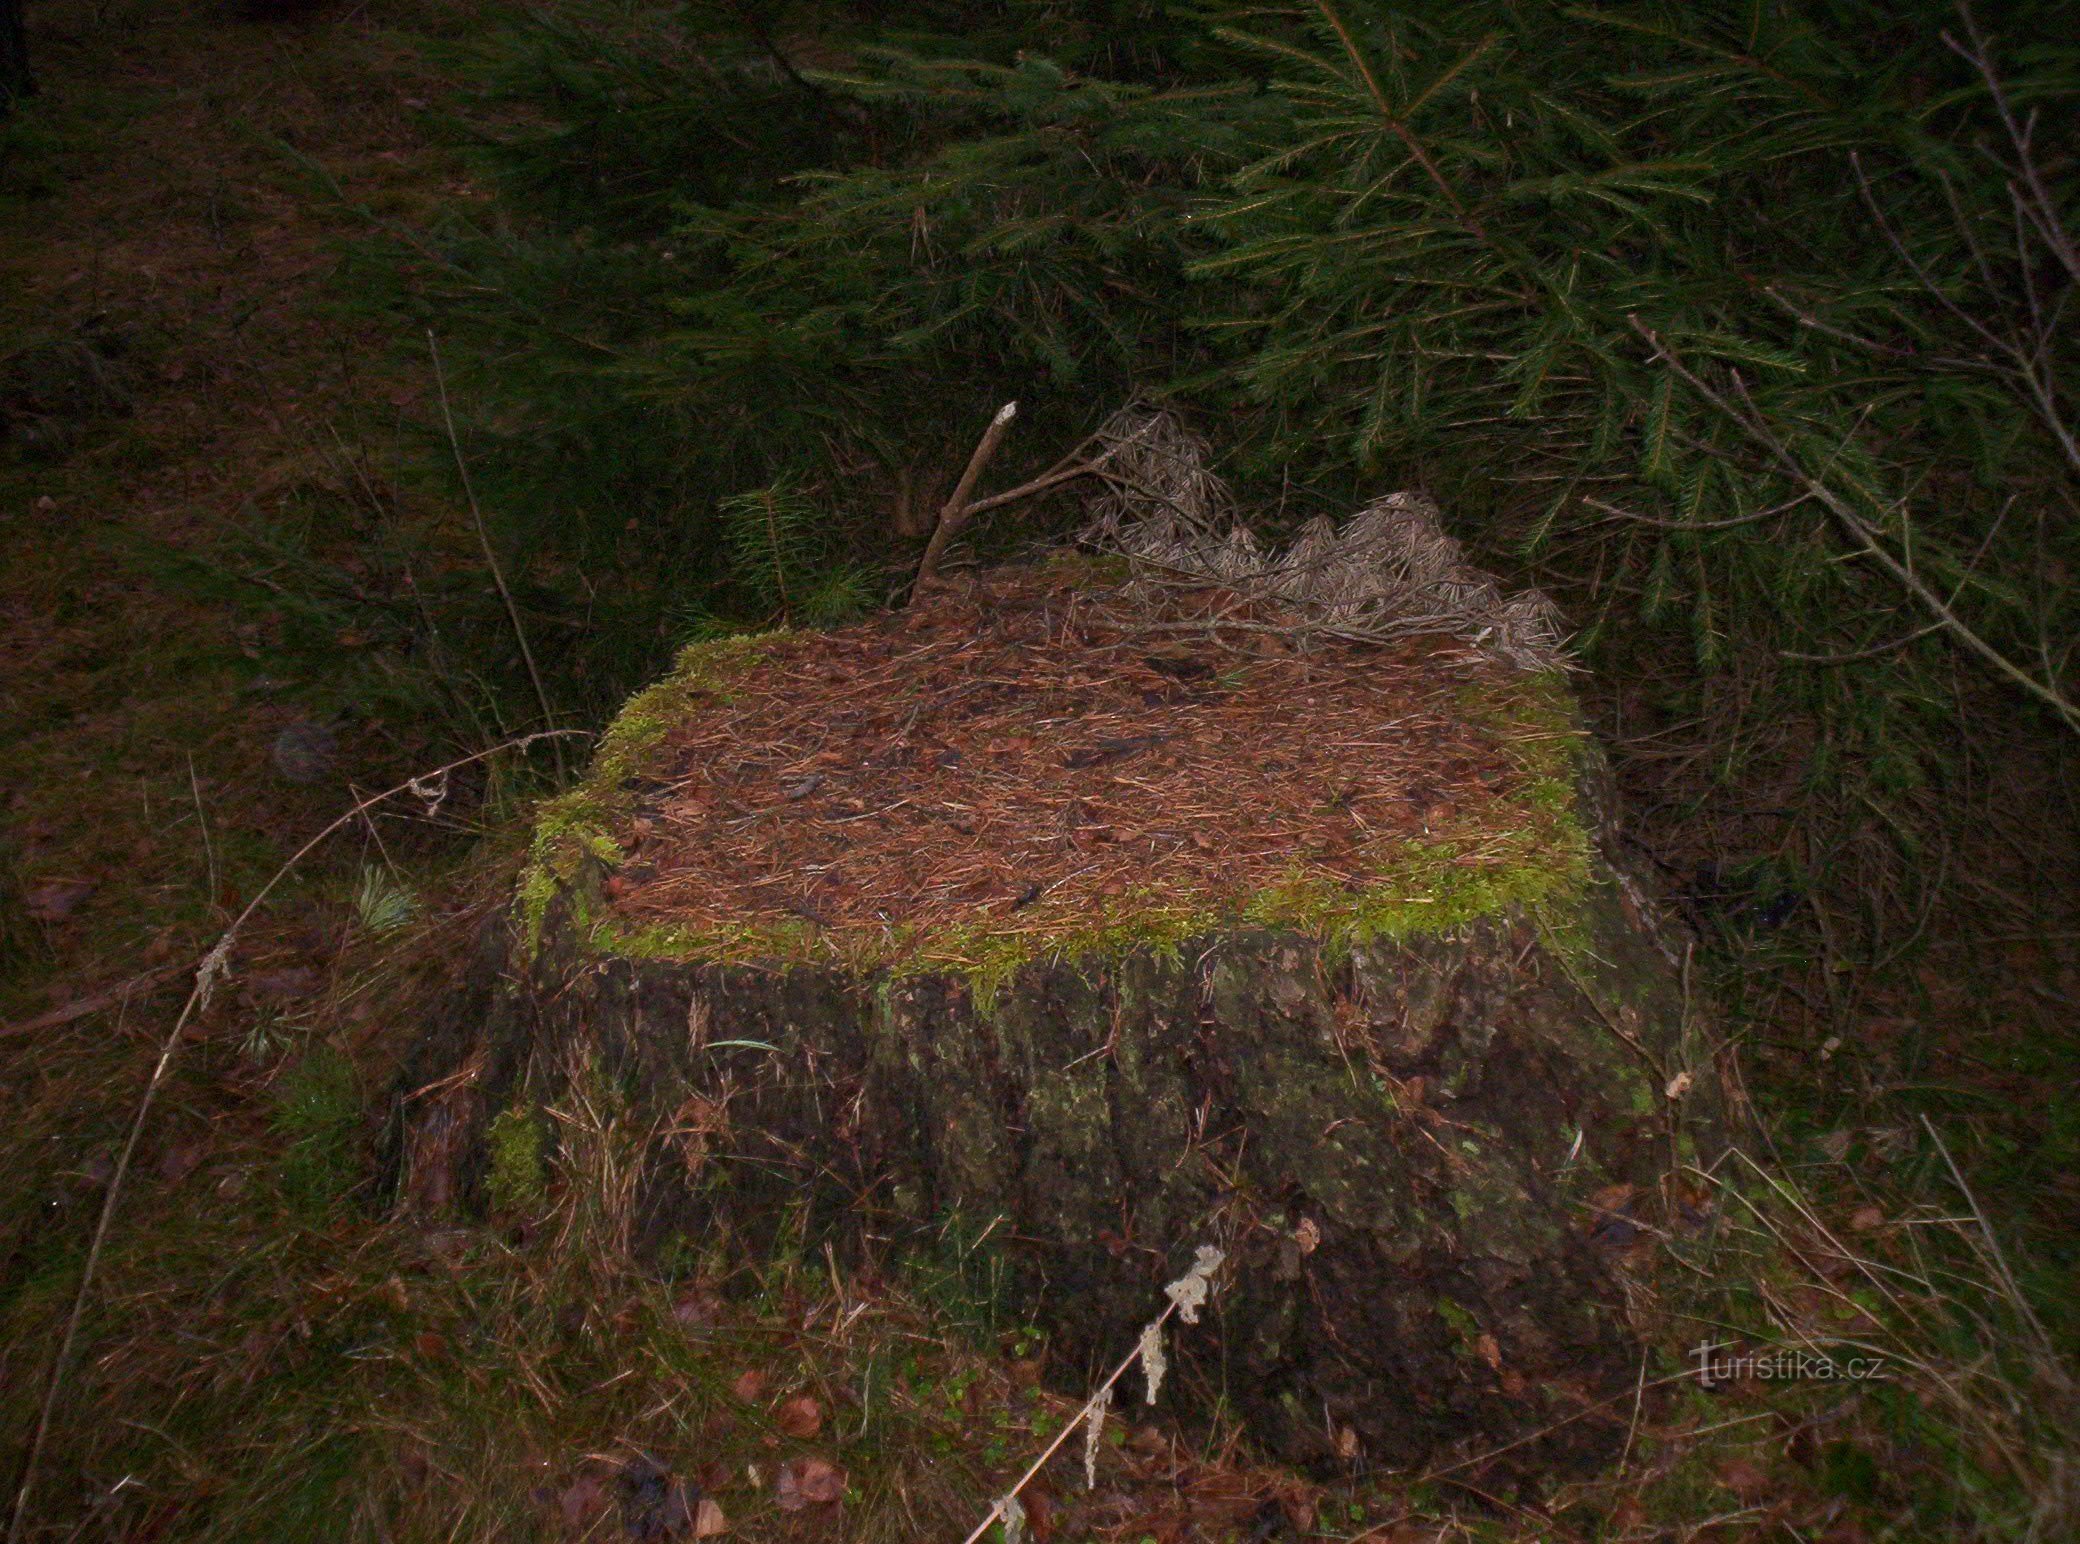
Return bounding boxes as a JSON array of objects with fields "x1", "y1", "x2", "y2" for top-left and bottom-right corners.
[{"x1": 960, "y1": 1245, "x2": 1222, "y2": 1544}]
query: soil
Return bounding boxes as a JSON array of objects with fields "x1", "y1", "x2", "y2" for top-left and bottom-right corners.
[{"x1": 1, "y1": 0, "x2": 485, "y2": 1015}]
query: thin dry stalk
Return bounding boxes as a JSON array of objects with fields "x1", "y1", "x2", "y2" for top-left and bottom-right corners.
[
  {"x1": 427, "y1": 330, "x2": 568, "y2": 780},
  {"x1": 960, "y1": 1246, "x2": 1223, "y2": 1544}
]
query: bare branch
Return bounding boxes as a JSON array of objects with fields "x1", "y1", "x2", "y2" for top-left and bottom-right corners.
[
  {"x1": 915, "y1": 401, "x2": 1020, "y2": 586},
  {"x1": 1630, "y1": 318, "x2": 2080, "y2": 735},
  {"x1": 1946, "y1": 3, "x2": 2079, "y2": 283}
]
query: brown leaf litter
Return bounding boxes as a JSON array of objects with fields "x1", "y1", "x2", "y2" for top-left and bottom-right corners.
[{"x1": 600, "y1": 559, "x2": 1539, "y2": 952}]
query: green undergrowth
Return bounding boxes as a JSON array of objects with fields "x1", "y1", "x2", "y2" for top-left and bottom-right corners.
[
  {"x1": 1622, "y1": 1143, "x2": 2080, "y2": 1541},
  {"x1": 273, "y1": 1044, "x2": 363, "y2": 1215},
  {"x1": 517, "y1": 623, "x2": 1596, "y2": 1003}
]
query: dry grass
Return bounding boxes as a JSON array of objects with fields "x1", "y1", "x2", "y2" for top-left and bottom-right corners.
[{"x1": 1083, "y1": 408, "x2": 1567, "y2": 672}]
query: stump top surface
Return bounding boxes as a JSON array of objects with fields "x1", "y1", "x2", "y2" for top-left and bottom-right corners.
[{"x1": 563, "y1": 559, "x2": 1582, "y2": 968}]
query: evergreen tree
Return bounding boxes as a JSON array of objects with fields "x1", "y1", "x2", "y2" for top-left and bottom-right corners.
[{"x1": 359, "y1": 0, "x2": 2077, "y2": 960}]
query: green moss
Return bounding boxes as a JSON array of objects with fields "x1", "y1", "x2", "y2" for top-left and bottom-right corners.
[
  {"x1": 517, "y1": 632, "x2": 779, "y2": 953},
  {"x1": 485, "y1": 1106, "x2": 547, "y2": 1212},
  {"x1": 524, "y1": 633, "x2": 1603, "y2": 990},
  {"x1": 1433, "y1": 1295, "x2": 1482, "y2": 1357}
]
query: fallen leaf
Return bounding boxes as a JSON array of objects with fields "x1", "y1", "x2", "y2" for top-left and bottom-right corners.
[
  {"x1": 1604, "y1": 1497, "x2": 1648, "y2": 1532},
  {"x1": 774, "y1": 1394, "x2": 822, "y2": 1439},
  {"x1": 692, "y1": 1496, "x2": 727, "y2": 1537},
  {"x1": 244, "y1": 967, "x2": 322, "y2": 1001},
  {"x1": 774, "y1": 1457, "x2": 844, "y2": 1511},
  {"x1": 796, "y1": 1459, "x2": 844, "y2": 1507},
  {"x1": 1474, "y1": 1333, "x2": 1503, "y2": 1371},
  {"x1": 1021, "y1": 1484, "x2": 1057, "y2": 1540},
  {"x1": 25, "y1": 877, "x2": 94, "y2": 922},
  {"x1": 271, "y1": 720, "x2": 338, "y2": 784},
  {"x1": 1272, "y1": 1481, "x2": 1316, "y2": 1532},
  {"x1": 671, "y1": 1286, "x2": 722, "y2": 1328},
  {"x1": 1716, "y1": 1457, "x2": 1773, "y2": 1496},
  {"x1": 730, "y1": 1369, "x2": 768, "y2": 1403},
  {"x1": 619, "y1": 1454, "x2": 695, "y2": 1540},
  {"x1": 1588, "y1": 1182, "x2": 1637, "y2": 1213},
  {"x1": 156, "y1": 1139, "x2": 205, "y2": 1184},
  {"x1": 560, "y1": 1472, "x2": 608, "y2": 1530},
  {"x1": 1848, "y1": 1205, "x2": 1885, "y2": 1232}
]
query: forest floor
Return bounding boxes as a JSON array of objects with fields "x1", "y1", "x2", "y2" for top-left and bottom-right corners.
[{"x1": 1, "y1": 2, "x2": 2074, "y2": 1542}]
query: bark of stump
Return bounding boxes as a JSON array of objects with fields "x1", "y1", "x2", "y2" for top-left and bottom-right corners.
[
  {"x1": 400, "y1": 809, "x2": 1715, "y2": 1480},
  {"x1": 394, "y1": 571, "x2": 1724, "y2": 1481}
]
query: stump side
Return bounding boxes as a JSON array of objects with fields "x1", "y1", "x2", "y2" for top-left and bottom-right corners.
[
  {"x1": 399, "y1": 806, "x2": 1715, "y2": 1479},
  {"x1": 396, "y1": 573, "x2": 1725, "y2": 1481}
]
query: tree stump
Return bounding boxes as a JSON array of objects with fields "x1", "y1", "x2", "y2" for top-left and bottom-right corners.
[{"x1": 399, "y1": 556, "x2": 1723, "y2": 1479}]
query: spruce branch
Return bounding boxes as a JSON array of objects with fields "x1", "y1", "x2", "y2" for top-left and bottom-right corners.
[
  {"x1": 719, "y1": 476, "x2": 827, "y2": 624},
  {"x1": 1305, "y1": 0, "x2": 1497, "y2": 247},
  {"x1": 1631, "y1": 318, "x2": 2080, "y2": 735}
]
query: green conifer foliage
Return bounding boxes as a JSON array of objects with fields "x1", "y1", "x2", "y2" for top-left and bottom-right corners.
[{"x1": 372, "y1": 0, "x2": 2075, "y2": 961}]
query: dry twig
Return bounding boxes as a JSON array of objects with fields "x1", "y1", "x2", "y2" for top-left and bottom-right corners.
[
  {"x1": 428, "y1": 331, "x2": 567, "y2": 780},
  {"x1": 916, "y1": 401, "x2": 1022, "y2": 586}
]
